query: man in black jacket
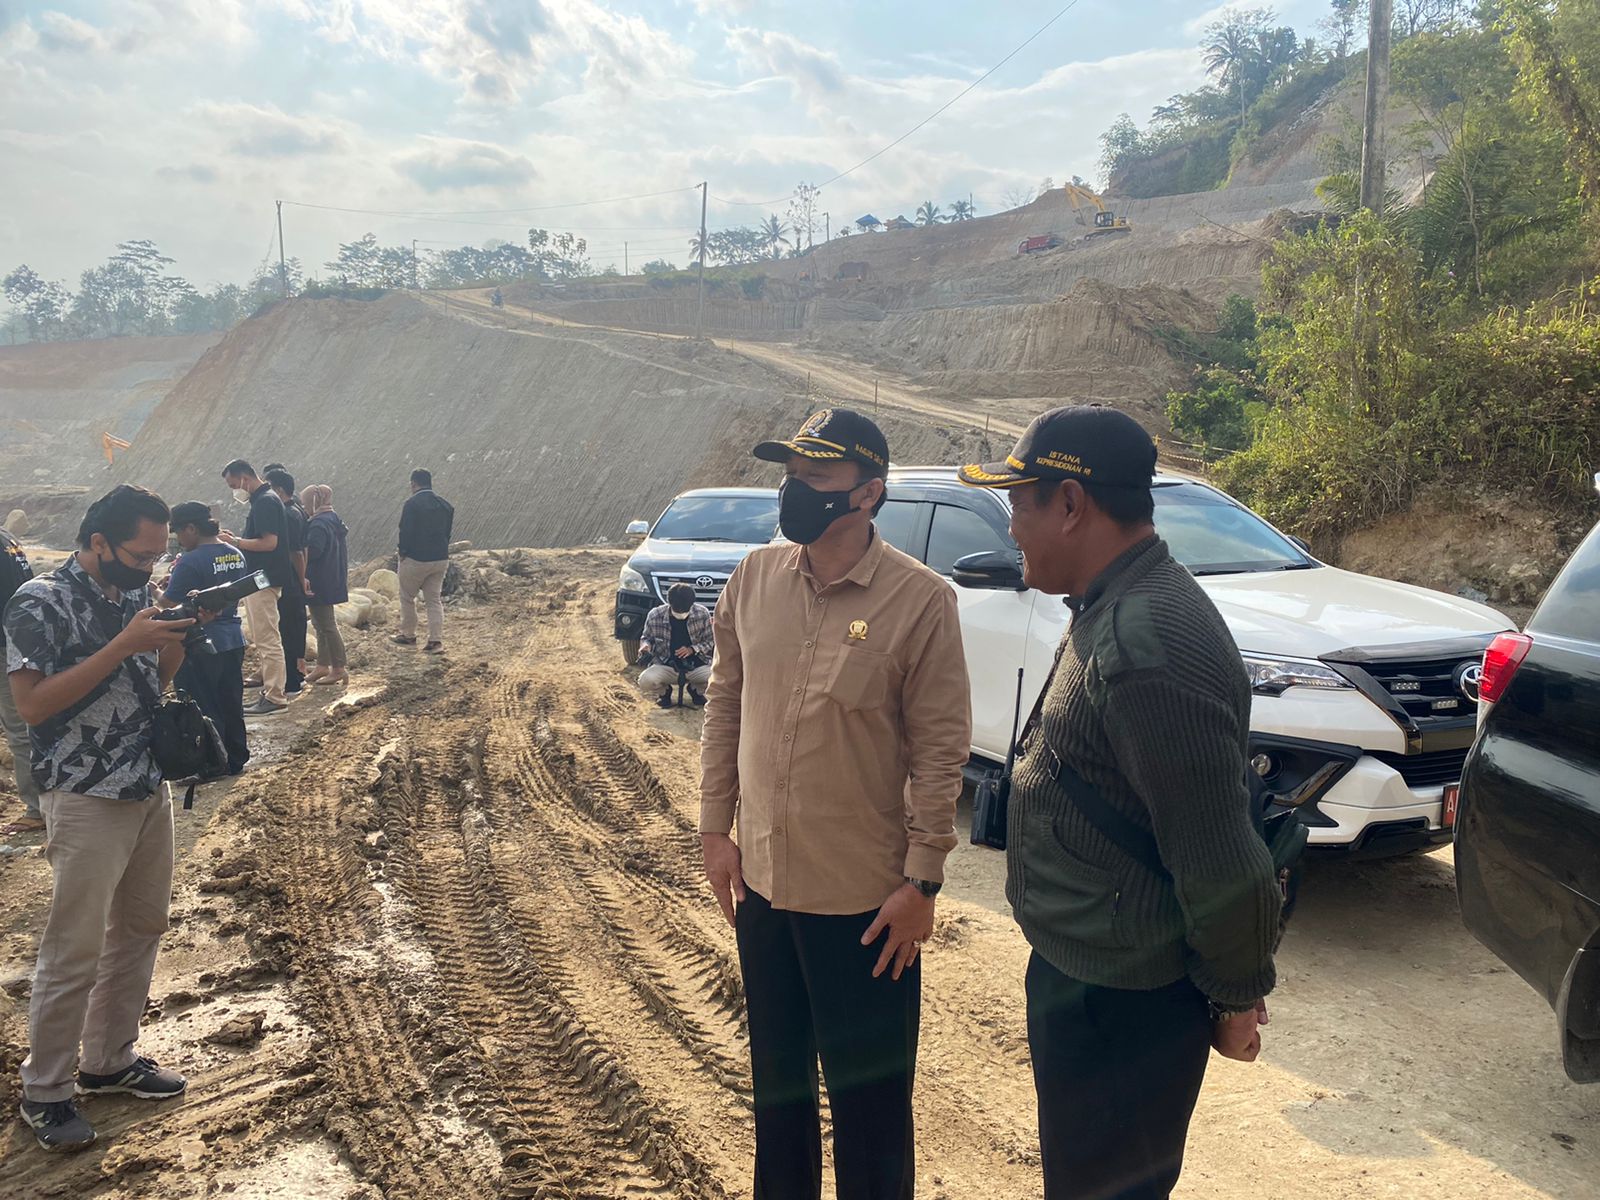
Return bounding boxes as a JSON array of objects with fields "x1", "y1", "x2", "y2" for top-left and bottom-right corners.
[{"x1": 395, "y1": 469, "x2": 454, "y2": 654}]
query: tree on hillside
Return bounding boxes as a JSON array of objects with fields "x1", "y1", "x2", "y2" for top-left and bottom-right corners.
[
  {"x1": 999, "y1": 184, "x2": 1036, "y2": 210},
  {"x1": 1396, "y1": 0, "x2": 1469, "y2": 38},
  {"x1": 1098, "y1": 113, "x2": 1146, "y2": 181},
  {"x1": 688, "y1": 230, "x2": 709, "y2": 266},
  {"x1": 759, "y1": 215, "x2": 791, "y2": 259},
  {"x1": 1036, "y1": 177, "x2": 1056, "y2": 198},
  {"x1": 1319, "y1": 0, "x2": 1367, "y2": 60},
  {"x1": 1203, "y1": 7, "x2": 1281, "y2": 119},
  {"x1": 2, "y1": 265, "x2": 70, "y2": 341},
  {"x1": 641, "y1": 259, "x2": 677, "y2": 275},
  {"x1": 528, "y1": 229, "x2": 590, "y2": 279},
  {"x1": 916, "y1": 201, "x2": 944, "y2": 226},
  {"x1": 1499, "y1": 0, "x2": 1600, "y2": 204},
  {"x1": 787, "y1": 182, "x2": 822, "y2": 252},
  {"x1": 950, "y1": 199, "x2": 975, "y2": 220}
]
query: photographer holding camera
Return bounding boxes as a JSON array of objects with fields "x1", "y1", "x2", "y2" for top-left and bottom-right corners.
[
  {"x1": 5, "y1": 485, "x2": 196, "y2": 1152},
  {"x1": 636, "y1": 582, "x2": 713, "y2": 708},
  {"x1": 162, "y1": 502, "x2": 250, "y2": 778}
]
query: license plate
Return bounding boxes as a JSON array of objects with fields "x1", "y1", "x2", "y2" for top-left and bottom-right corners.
[{"x1": 1442, "y1": 783, "x2": 1461, "y2": 829}]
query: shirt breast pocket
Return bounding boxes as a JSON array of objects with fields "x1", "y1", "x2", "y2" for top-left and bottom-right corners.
[{"x1": 823, "y1": 642, "x2": 893, "y2": 712}]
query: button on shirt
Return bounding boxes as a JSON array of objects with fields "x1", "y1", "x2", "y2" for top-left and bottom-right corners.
[
  {"x1": 3, "y1": 557, "x2": 162, "y2": 800},
  {"x1": 700, "y1": 529, "x2": 972, "y2": 915}
]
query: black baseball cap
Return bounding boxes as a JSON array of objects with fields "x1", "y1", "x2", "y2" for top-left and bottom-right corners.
[
  {"x1": 753, "y1": 408, "x2": 889, "y2": 472},
  {"x1": 958, "y1": 405, "x2": 1157, "y2": 490}
]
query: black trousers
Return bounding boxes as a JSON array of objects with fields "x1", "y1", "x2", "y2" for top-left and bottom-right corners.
[
  {"x1": 176, "y1": 645, "x2": 249, "y2": 774},
  {"x1": 278, "y1": 592, "x2": 307, "y2": 692},
  {"x1": 735, "y1": 888, "x2": 919, "y2": 1200},
  {"x1": 1026, "y1": 952, "x2": 1212, "y2": 1200}
]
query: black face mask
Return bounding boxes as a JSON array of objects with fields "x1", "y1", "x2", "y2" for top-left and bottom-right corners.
[
  {"x1": 779, "y1": 477, "x2": 862, "y2": 545},
  {"x1": 98, "y1": 545, "x2": 153, "y2": 592}
]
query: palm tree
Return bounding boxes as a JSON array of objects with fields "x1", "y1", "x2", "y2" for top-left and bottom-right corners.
[
  {"x1": 1202, "y1": 15, "x2": 1260, "y2": 120},
  {"x1": 916, "y1": 201, "x2": 943, "y2": 227},
  {"x1": 687, "y1": 231, "x2": 709, "y2": 265},
  {"x1": 759, "y1": 215, "x2": 791, "y2": 259},
  {"x1": 949, "y1": 199, "x2": 975, "y2": 221}
]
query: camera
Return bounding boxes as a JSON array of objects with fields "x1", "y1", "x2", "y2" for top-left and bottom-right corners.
[{"x1": 153, "y1": 570, "x2": 269, "y2": 653}]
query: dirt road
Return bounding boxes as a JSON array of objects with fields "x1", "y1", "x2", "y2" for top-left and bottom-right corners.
[{"x1": 0, "y1": 550, "x2": 1593, "y2": 1198}]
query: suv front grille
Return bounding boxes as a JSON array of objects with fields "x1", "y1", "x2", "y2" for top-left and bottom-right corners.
[
  {"x1": 652, "y1": 571, "x2": 731, "y2": 607},
  {"x1": 1331, "y1": 654, "x2": 1483, "y2": 726},
  {"x1": 1371, "y1": 747, "x2": 1469, "y2": 789}
]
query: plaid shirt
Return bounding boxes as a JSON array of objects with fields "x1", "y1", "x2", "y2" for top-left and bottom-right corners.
[{"x1": 639, "y1": 602, "x2": 714, "y2": 667}]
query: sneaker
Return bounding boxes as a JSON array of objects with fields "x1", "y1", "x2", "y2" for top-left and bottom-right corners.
[
  {"x1": 422, "y1": 641, "x2": 444, "y2": 655},
  {"x1": 19, "y1": 1098, "x2": 96, "y2": 1152},
  {"x1": 243, "y1": 675, "x2": 264, "y2": 689},
  {"x1": 392, "y1": 635, "x2": 417, "y2": 646},
  {"x1": 77, "y1": 1056, "x2": 187, "y2": 1100},
  {"x1": 656, "y1": 688, "x2": 674, "y2": 710},
  {"x1": 243, "y1": 698, "x2": 289, "y2": 716},
  {"x1": 284, "y1": 688, "x2": 304, "y2": 700},
  {"x1": 689, "y1": 687, "x2": 707, "y2": 707}
]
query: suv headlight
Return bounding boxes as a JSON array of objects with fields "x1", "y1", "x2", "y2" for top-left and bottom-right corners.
[
  {"x1": 619, "y1": 565, "x2": 648, "y2": 594},
  {"x1": 1242, "y1": 654, "x2": 1353, "y2": 696}
]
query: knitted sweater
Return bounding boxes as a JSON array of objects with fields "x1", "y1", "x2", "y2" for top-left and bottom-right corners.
[{"x1": 1007, "y1": 535, "x2": 1280, "y2": 1008}]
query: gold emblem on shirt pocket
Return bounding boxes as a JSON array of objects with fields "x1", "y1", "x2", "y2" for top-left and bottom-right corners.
[
  {"x1": 848, "y1": 619, "x2": 868, "y2": 641},
  {"x1": 823, "y1": 642, "x2": 891, "y2": 711}
]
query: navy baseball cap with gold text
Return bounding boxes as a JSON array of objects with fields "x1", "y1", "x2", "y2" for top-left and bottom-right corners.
[
  {"x1": 753, "y1": 408, "x2": 889, "y2": 472},
  {"x1": 958, "y1": 405, "x2": 1156, "y2": 490}
]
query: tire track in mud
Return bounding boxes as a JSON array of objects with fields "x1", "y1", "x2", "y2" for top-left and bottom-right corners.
[{"x1": 389, "y1": 731, "x2": 730, "y2": 1198}]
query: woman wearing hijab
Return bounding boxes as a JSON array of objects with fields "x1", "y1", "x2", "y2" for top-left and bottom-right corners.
[{"x1": 300, "y1": 484, "x2": 350, "y2": 686}]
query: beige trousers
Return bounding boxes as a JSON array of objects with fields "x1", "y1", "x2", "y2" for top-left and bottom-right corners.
[
  {"x1": 398, "y1": 558, "x2": 448, "y2": 643},
  {"x1": 638, "y1": 663, "x2": 712, "y2": 694},
  {"x1": 241, "y1": 586, "x2": 287, "y2": 704},
  {"x1": 21, "y1": 787, "x2": 174, "y2": 1102}
]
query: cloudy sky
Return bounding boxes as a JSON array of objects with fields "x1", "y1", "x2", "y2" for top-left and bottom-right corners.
[{"x1": 0, "y1": 0, "x2": 1325, "y2": 289}]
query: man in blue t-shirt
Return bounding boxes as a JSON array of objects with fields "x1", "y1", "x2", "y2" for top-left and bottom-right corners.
[{"x1": 163, "y1": 502, "x2": 250, "y2": 776}]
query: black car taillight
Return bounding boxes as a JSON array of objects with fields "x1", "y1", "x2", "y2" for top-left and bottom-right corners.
[{"x1": 1479, "y1": 633, "x2": 1533, "y2": 705}]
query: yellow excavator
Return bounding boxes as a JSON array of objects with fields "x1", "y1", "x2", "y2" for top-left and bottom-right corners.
[{"x1": 1063, "y1": 182, "x2": 1131, "y2": 237}]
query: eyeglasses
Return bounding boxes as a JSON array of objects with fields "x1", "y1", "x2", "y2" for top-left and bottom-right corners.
[{"x1": 112, "y1": 543, "x2": 164, "y2": 570}]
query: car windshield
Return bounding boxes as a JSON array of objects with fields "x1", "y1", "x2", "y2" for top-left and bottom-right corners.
[
  {"x1": 651, "y1": 494, "x2": 778, "y2": 544},
  {"x1": 1152, "y1": 482, "x2": 1314, "y2": 575}
]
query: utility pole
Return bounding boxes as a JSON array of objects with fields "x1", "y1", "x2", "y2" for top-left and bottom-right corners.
[
  {"x1": 1359, "y1": 0, "x2": 1393, "y2": 215},
  {"x1": 276, "y1": 200, "x2": 289, "y2": 298},
  {"x1": 624, "y1": 242, "x2": 629, "y2": 276},
  {"x1": 695, "y1": 181, "x2": 708, "y2": 340},
  {"x1": 411, "y1": 239, "x2": 419, "y2": 290}
]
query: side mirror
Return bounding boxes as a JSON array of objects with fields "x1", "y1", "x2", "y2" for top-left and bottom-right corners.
[
  {"x1": 952, "y1": 549, "x2": 1026, "y2": 591},
  {"x1": 625, "y1": 520, "x2": 649, "y2": 540},
  {"x1": 1288, "y1": 534, "x2": 1313, "y2": 555}
]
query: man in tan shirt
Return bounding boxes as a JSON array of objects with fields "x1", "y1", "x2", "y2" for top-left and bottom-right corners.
[{"x1": 700, "y1": 408, "x2": 971, "y2": 1200}]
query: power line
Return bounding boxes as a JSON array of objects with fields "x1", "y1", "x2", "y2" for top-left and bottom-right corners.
[{"x1": 716, "y1": 0, "x2": 1085, "y2": 207}]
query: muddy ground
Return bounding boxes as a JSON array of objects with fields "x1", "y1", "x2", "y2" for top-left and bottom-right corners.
[{"x1": 0, "y1": 550, "x2": 1593, "y2": 1199}]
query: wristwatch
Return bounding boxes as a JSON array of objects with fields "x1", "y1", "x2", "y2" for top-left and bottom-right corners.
[
  {"x1": 1207, "y1": 998, "x2": 1257, "y2": 1021},
  {"x1": 904, "y1": 876, "x2": 942, "y2": 898}
]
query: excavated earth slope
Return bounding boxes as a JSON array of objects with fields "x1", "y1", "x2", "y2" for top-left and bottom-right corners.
[{"x1": 114, "y1": 294, "x2": 996, "y2": 560}]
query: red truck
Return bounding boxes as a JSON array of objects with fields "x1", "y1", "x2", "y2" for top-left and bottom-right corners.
[{"x1": 1018, "y1": 234, "x2": 1063, "y2": 254}]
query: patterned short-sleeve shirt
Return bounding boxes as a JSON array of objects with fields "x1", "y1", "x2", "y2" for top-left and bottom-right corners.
[{"x1": 4, "y1": 556, "x2": 163, "y2": 800}]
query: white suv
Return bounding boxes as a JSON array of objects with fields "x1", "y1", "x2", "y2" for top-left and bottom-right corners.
[{"x1": 880, "y1": 467, "x2": 1516, "y2": 857}]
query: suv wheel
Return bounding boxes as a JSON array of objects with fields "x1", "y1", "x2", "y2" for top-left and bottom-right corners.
[{"x1": 619, "y1": 639, "x2": 640, "y2": 667}]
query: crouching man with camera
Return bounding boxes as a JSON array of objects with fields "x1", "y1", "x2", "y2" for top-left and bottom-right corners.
[{"x1": 5, "y1": 485, "x2": 197, "y2": 1152}]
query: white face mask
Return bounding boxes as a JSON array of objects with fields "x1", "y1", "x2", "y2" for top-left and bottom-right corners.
[{"x1": 232, "y1": 487, "x2": 252, "y2": 504}]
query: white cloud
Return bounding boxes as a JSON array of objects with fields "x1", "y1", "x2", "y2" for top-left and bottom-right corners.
[
  {"x1": 395, "y1": 138, "x2": 537, "y2": 191},
  {"x1": 194, "y1": 102, "x2": 352, "y2": 158},
  {"x1": 726, "y1": 26, "x2": 844, "y2": 96},
  {"x1": 35, "y1": 11, "x2": 107, "y2": 53}
]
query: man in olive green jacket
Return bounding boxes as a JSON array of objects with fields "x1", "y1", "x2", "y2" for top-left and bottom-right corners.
[{"x1": 961, "y1": 406, "x2": 1281, "y2": 1200}]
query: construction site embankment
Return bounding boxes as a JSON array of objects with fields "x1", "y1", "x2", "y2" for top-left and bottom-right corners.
[{"x1": 112, "y1": 293, "x2": 996, "y2": 560}]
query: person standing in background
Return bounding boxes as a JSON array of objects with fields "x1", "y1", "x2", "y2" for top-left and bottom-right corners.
[
  {"x1": 395, "y1": 469, "x2": 453, "y2": 656},
  {"x1": 218, "y1": 460, "x2": 289, "y2": 716},
  {"x1": 264, "y1": 470, "x2": 309, "y2": 698},
  {"x1": 0, "y1": 527, "x2": 41, "y2": 834},
  {"x1": 162, "y1": 503, "x2": 250, "y2": 777},
  {"x1": 300, "y1": 484, "x2": 350, "y2": 687}
]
